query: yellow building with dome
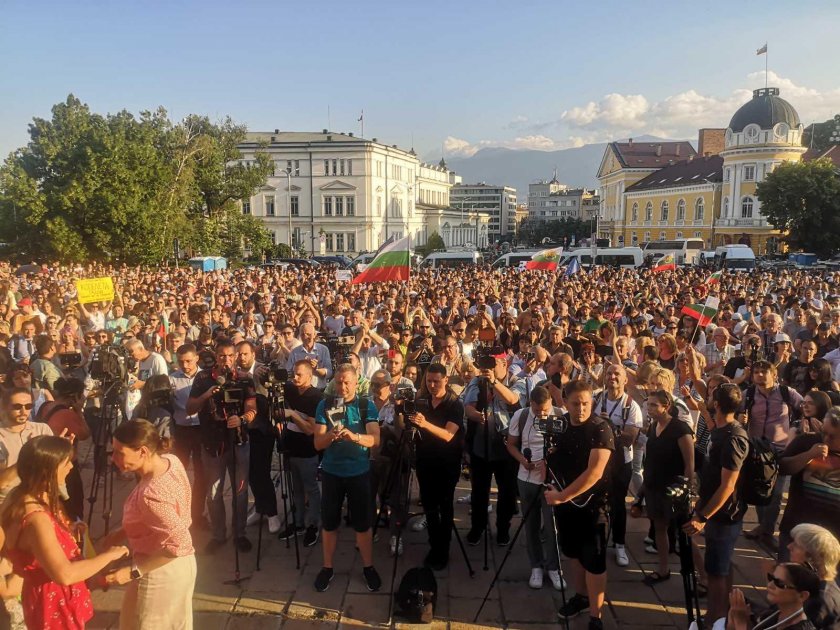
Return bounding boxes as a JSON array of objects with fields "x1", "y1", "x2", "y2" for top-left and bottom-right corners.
[{"x1": 597, "y1": 86, "x2": 806, "y2": 253}]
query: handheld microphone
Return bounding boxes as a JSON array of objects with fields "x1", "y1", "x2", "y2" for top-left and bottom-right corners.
[
  {"x1": 523, "y1": 447, "x2": 532, "y2": 463},
  {"x1": 216, "y1": 375, "x2": 227, "y2": 386}
]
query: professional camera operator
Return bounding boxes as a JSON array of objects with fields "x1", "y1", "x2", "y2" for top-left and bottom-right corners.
[
  {"x1": 236, "y1": 340, "x2": 281, "y2": 534},
  {"x1": 544, "y1": 380, "x2": 614, "y2": 628},
  {"x1": 683, "y1": 383, "x2": 748, "y2": 627},
  {"x1": 506, "y1": 386, "x2": 565, "y2": 590},
  {"x1": 276, "y1": 359, "x2": 323, "y2": 547},
  {"x1": 312, "y1": 364, "x2": 381, "y2": 593},
  {"x1": 407, "y1": 363, "x2": 464, "y2": 571},
  {"x1": 187, "y1": 340, "x2": 258, "y2": 554},
  {"x1": 463, "y1": 347, "x2": 521, "y2": 546}
]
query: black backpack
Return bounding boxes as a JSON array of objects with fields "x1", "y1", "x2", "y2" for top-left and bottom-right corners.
[
  {"x1": 395, "y1": 567, "x2": 436, "y2": 624},
  {"x1": 740, "y1": 385, "x2": 788, "y2": 506}
]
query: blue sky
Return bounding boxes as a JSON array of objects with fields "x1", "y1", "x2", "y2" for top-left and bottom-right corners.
[{"x1": 2, "y1": 0, "x2": 839, "y2": 160}]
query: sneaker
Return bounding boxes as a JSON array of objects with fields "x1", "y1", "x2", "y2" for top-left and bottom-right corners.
[
  {"x1": 548, "y1": 570, "x2": 566, "y2": 591},
  {"x1": 389, "y1": 535, "x2": 404, "y2": 556},
  {"x1": 643, "y1": 535, "x2": 654, "y2": 545},
  {"x1": 267, "y1": 515, "x2": 282, "y2": 534},
  {"x1": 466, "y1": 528, "x2": 483, "y2": 546},
  {"x1": 235, "y1": 537, "x2": 252, "y2": 552},
  {"x1": 529, "y1": 568, "x2": 544, "y2": 589},
  {"x1": 588, "y1": 617, "x2": 604, "y2": 630},
  {"x1": 645, "y1": 543, "x2": 657, "y2": 554},
  {"x1": 202, "y1": 538, "x2": 226, "y2": 555},
  {"x1": 424, "y1": 551, "x2": 448, "y2": 572},
  {"x1": 276, "y1": 525, "x2": 303, "y2": 541},
  {"x1": 246, "y1": 510, "x2": 262, "y2": 527},
  {"x1": 363, "y1": 566, "x2": 382, "y2": 592},
  {"x1": 314, "y1": 567, "x2": 334, "y2": 592},
  {"x1": 558, "y1": 593, "x2": 590, "y2": 619},
  {"x1": 457, "y1": 494, "x2": 472, "y2": 504},
  {"x1": 496, "y1": 528, "x2": 511, "y2": 547},
  {"x1": 303, "y1": 526, "x2": 319, "y2": 548},
  {"x1": 411, "y1": 516, "x2": 428, "y2": 532},
  {"x1": 615, "y1": 544, "x2": 629, "y2": 567}
]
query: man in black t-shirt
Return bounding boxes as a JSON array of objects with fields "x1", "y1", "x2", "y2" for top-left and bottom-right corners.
[
  {"x1": 683, "y1": 383, "x2": 748, "y2": 627},
  {"x1": 277, "y1": 359, "x2": 324, "y2": 547},
  {"x1": 545, "y1": 380, "x2": 614, "y2": 626},
  {"x1": 410, "y1": 363, "x2": 465, "y2": 571}
]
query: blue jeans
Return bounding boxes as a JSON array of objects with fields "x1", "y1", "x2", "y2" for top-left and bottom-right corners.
[
  {"x1": 206, "y1": 443, "x2": 250, "y2": 541},
  {"x1": 704, "y1": 519, "x2": 742, "y2": 576}
]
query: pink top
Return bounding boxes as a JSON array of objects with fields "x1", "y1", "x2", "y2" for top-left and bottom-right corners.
[{"x1": 122, "y1": 454, "x2": 194, "y2": 558}]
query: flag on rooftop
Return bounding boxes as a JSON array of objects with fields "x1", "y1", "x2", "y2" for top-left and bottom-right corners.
[
  {"x1": 756, "y1": 43, "x2": 767, "y2": 55},
  {"x1": 525, "y1": 247, "x2": 563, "y2": 270},
  {"x1": 351, "y1": 236, "x2": 410, "y2": 284}
]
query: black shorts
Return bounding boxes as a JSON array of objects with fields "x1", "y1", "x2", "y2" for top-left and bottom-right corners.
[
  {"x1": 321, "y1": 470, "x2": 372, "y2": 533},
  {"x1": 555, "y1": 503, "x2": 608, "y2": 575}
]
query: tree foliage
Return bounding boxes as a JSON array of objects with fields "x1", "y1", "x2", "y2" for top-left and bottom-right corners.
[
  {"x1": 0, "y1": 95, "x2": 273, "y2": 263},
  {"x1": 517, "y1": 218, "x2": 591, "y2": 247},
  {"x1": 756, "y1": 159, "x2": 840, "y2": 258},
  {"x1": 417, "y1": 230, "x2": 445, "y2": 257}
]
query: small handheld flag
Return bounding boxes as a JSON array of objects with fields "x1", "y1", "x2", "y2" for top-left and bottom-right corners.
[
  {"x1": 565, "y1": 257, "x2": 581, "y2": 277},
  {"x1": 681, "y1": 296, "x2": 720, "y2": 327},
  {"x1": 351, "y1": 236, "x2": 409, "y2": 284},
  {"x1": 706, "y1": 270, "x2": 722, "y2": 285},
  {"x1": 525, "y1": 247, "x2": 563, "y2": 271},
  {"x1": 652, "y1": 254, "x2": 676, "y2": 273}
]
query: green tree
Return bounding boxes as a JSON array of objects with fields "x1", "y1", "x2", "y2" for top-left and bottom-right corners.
[
  {"x1": 756, "y1": 159, "x2": 840, "y2": 257},
  {"x1": 518, "y1": 218, "x2": 590, "y2": 246},
  {"x1": 417, "y1": 230, "x2": 445, "y2": 257}
]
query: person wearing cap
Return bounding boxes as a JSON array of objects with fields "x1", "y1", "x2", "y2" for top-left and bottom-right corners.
[
  {"x1": 773, "y1": 332, "x2": 794, "y2": 374},
  {"x1": 10, "y1": 297, "x2": 43, "y2": 336}
]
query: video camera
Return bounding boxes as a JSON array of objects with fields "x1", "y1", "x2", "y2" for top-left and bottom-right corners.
[
  {"x1": 474, "y1": 344, "x2": 503, "y2": 371},
  {"x1": 89, "y1": 345, "x2": 135, "y2": 383},
  {"x1": 664, "y1": 475, "x2": 693, "y2": 516},
  {"x1": 323, "y1": 334, "x2": 356, "y2": 368},
  {"x1": 58, "y1": 352, "x2": 83, "y2": 370},
  {"x1": 395, "y1": 386, "x2": 430, "y2": 417},
  {"x1": 259, "y1": 361, "x2": 289, "y2": 387},
  {"x1": 533, "y1": 414, "x2": 569, "y2": 437},
  {"x1": 213, "y1": 369, "x2": 250, "y2": 446}
]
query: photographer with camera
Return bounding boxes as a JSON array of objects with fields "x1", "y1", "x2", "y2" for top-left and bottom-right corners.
[
  {"x1": 187, "y1": 340, "x2": 258, "y2": 554},
  {"x1": 543, "y1": 380, "x2": 614, "y2": 628},
  {"x1": 683, "y1": 383, "x2": 749, "y2": 627},
  {"x1": 506, "y1": 385, "x2": 565, "y2": 590},
  {"x1": 639, "y1": 389, "x2": 694, "y2": 586},
  {"x1": 312, "y1": 364, "x2": 381, "y2": 593},
  {"x1": 464, "y1": 347, "x2": 521, "y2": 546},
  {"x1": 407, "y1": 363, "x2": 464, "y2": 570}
]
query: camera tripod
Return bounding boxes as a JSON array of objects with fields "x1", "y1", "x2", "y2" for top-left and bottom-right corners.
[
  {"x1": 86, "y1": 380, "x2": 123, "y2": 535},
  {"x1": 674, "y1": 498, "x2": 704, "y2": 628},
  {"x1": 373, "y1": 418, "x2": 474, "y2": 624}
]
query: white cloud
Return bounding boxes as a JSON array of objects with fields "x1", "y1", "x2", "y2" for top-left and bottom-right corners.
[
  {"x1": 443, "y1": 134, "x2": 559, "y2": 157},
  {"x1": 562, "y1": 93, "x2": 650, "y2": 129}
]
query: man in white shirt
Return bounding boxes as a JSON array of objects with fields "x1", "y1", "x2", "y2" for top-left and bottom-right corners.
[
  {"x1": 351, "y1": 320, "x2": 389, "y2": 379},
  {"x1": 505, "y1": 386, "x2": 565, "y2": 591},
  {"x1": 125, "y1": 338, "x2": 169, "y2": 391}
]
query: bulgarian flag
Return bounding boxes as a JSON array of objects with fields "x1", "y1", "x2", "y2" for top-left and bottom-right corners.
[
  {"x1": 681, "y1": 296, "x2": 720, "y2": 327},
  {"x1": 351, "y1": 236, "x2": 410, "y2": 284},
  {"x1": 652, "y1": 253, "x2": 676, "y2": 273},
  {"x1": 525, "y1": 247, "x2": 563, "y2": 270},
  {"x1": 706, "y1": 270, "x2": 723, "y2": 285}
]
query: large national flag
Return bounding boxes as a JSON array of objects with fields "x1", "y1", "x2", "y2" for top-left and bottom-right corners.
[
  {"x1": 565, "y1": 257, "x2": 581, "y2": 277},
  {"x1": 351, "y1": 236, "x2": 410, "y2": 284},
  {"x1": 706, "y1": 270, "x2": 723, "y2": 285},
  {"x1": 681, "y1": 296, "x2": 720, "y2": 327},
  {"x1": 652, "y1": 254, "x2": 676, "y2": 273},
  {"x1": 525, "y1": 247, "x2": 563, "y2": 270},
  {"x1": 756, "y1": 43, "x2": 767, "y2": 55}
]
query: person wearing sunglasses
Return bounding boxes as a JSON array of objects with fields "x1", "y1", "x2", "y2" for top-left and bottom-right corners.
[
  {"x1": 727, "y1": 562, "x2": 820, "y2": 630},
  {"x1": 0, "y1": 387, "x2": 54, "y2": 494}
]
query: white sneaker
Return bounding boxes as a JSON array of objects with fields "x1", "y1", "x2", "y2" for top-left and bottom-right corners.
[
  {"x1": 267, "y1": 515, "x2": 282, "y2": 534},
  {"x1": 456, "y1": 494, "x2": 472, "y2": 504},
  {"x1": 411, "y1": 516, "x2": 428, "y2": 532},
  {"x1": 615, "y1": 545, "x2": 629, "y2": 567},
  {"x1": 547, "y1": 570, "x2": 566, "y2": 591},
  {"x1": 529, "y1": 568, "x2": 544, "y2": 589},
  {"x1": 246, "y1": 510, "x2": 261, "y2": 527},
  {"x1": 389, "y1": 535, "x2": 404, "y2": 556}
]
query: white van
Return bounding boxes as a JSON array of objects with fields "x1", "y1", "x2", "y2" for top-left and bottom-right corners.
[
  {"x1": 491, "y1": 250, "x2": 541, "y2": 269},
  {"x1": 421, "y1": 251, "x2": 484, "y2": 269},
  {"x1": 714, "y1": 244, "x2": 756, "y2": 271},
  {"x1": 561, "y1": 247, "x2": 644, "y2": 269},
  {"x1": 642, "y1": 238, "x2": 705, "y2": 266}
]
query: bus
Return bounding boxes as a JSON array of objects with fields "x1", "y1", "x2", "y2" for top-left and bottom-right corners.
[
  {"x1": 560, "y1": 247, "x2": 644, "y2": 269},
  {"x1": 642, "y1": 238, "x2": 705, "y2": 265},
  {"x1": 714, "y1": 244, "x2": 756, "y2": 271}
]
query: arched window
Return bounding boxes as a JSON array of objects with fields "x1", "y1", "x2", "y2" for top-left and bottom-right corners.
[
  {"x1": 631, "y1": 203, "x2": 638, "y2": 223},
  {"x1": 644, "y1": 202, "x2": 653, "y2": 221},
  {"x1": 694, "y1": 198, "x2": 705, "y2": 221},
  {"x1": 660, "y1": 200, "x2": 669, "y2": 222},
  {"x1": 741, "y1": 196, "x2": 753, "y2": 218},
  {"x1": 676, "y1": 231, "x2": 683, "y2": 239},
  {"x1": 676, "y1": 199, "x2": 686, "y2": 221},
  {"x1": 723, "y1": 197, "x2": 729, "y2": 217}
]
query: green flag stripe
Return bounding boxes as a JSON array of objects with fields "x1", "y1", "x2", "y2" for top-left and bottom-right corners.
[{"x1": 368, "y1": 250, "x2": 410, "y2": 269}]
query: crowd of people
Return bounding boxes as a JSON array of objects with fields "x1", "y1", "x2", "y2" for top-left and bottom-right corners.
[{"x1": 0, "y1": 259, "x2": 838, "y2": 629}]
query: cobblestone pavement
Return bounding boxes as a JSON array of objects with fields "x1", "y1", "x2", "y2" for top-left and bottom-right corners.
[{"x1": 80, "y1": 443, "x2": 777, "y2": 629}]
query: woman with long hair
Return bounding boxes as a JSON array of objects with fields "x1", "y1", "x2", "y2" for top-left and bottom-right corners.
[
  {"x1": 101, "y1": 419, "x2": 196, "y2": 630},
  {"x1": 1, "y1": 435, "x2": 129, "y2": 629},
  {"x1": 798, "y1": 391, "x2": 831, "y2": 435}
]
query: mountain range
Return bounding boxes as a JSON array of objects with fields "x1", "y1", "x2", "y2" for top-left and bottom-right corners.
[{"x1": 442, "y1": 135, "x2": 690, "y2": 201}]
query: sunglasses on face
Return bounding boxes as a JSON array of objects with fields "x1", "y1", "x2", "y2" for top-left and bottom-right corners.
[
  {"x1": 766, "y1": 573, "x2": 793, "y2": 590},
  {"x1": 11, "y1": 403, "x2": 33, "y2": 411}
]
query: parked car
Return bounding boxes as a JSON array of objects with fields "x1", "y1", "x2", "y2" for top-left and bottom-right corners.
[{"x1": 311, "y1": 255, "x2": 352, "y2": 268}]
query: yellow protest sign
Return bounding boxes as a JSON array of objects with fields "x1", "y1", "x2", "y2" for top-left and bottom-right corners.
[{"x1": 75, "y1": 277, "x2": 115, "y2": 304}]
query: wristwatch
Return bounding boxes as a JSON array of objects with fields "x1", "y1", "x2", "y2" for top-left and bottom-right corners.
[
  {"x1": 130, "y1": 564, "x2": 142, "y2": 580},
  {"x1": 693, "y1": 511, "x2": 708, "y2": 524}
]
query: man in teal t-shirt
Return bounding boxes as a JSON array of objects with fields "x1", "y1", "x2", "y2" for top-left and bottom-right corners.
[{"x1": 312, "y1": 364, "x2": 381, "y2": 593}]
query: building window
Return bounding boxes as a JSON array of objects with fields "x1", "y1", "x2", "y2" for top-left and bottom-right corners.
[
  {"x1": 631, "y1": 231, "x2": 638, "y2": 245},
  {"x1": 339, "y1": 159, "x2": 345, "y2": 176},
  {"x1": 723, "y1": 197, "x2": 729, "y2": 217},
  {"x1": 294, "y1": 160, "x2": 300, "y2": 176},
  {"x1": 676, "y1": 199, "x2": 686, "y2": 221},
  {"x1": 347, "y1": 233, "x2": 355, "y2": 251},
  {"x1": 659, "y1": 231, "x2": 666, "y2": 240},
  {"x1": 743, "y1": 164, "x2": 756, "y2": 181},
  {"x1": 694, "y1": 198, "x2": 705, "y2": 221},
  {"x1": 265, "y1": 196, "x2": 275, "y2": 217},
  {"x1": 270, "y1": 231, "x2": 276, "y2": 245},
  {"x1": 724, "y1": 167, "x2": 730, "y2": 182},
  {"x1": 644, "y1": 202, "x2": 652, "y2": 221},
  {"x1": 694, "y1": 231, "x2": 702, "y2": 238},
  {"x1": 631, "y1": 203, "x2": 638, "y2": 223},
  {"x1": 660, "y1": 200, "x2": 669, "y2": 222},
  {"x1": 336, "y1": 233, "x2": 344, "y2": 252},
  {"x1": 347, "y1": 159, "x2": 352, "y2": 176},
  {"x1": 644, "y1": 231, "x2": 651, "y2": 242},
  {"x1": 377, "y1": 197, "x2": 382, "y2": 216},
  {"x1": 332, "y1": 159, "x2": 338, "y2": 176},
  {"x1": 324, "y1": 197, "x2": 333, "y2": 216},
  {"x1": 335, "y1": 196, "x2": 344, "y2": 216},
  {"x1": 324, "y1": 159, "x2": 329, "y2": 176},
  {"x1": 741, "y1": 196, "x2": 754, "y2": 218},
  {"x1": 286, "y1": 160, "x2": 292, "y2": 174},
  {"x1": 292, "y1": 227, "x2": 301, "y2": 249},
  {"x1": 676, "y1": 231, "x2": 683, "y2": 239},
  {"x1": 291, "y1": 196, "x2": 299, "y2": 217},
  {"x1": 346, "y1": 196, "x2": 355, "y2": 216},
  {"x1": 242, "y1": 201, "x2": 251, "y2": 215},
  {"x1": 325, "y1": 233, "x2": 333, "y2": 251}
]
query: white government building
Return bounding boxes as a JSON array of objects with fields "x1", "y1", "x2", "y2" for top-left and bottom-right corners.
[{"x1": 237, "y1": 131, "x2": 490, "y2": 255}]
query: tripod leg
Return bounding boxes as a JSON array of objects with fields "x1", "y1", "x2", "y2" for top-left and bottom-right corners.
[
  {"x1": 451, "y1": 525, "x2": 475, "y2": 577},
  {"x1": 231, "y1": 446, "x2": 241, "y2": 583},
  {"x1": 551, "y1": 506, "x2": 571, "y2": 630},
  {"x1": 283, "y1": 459, "x2": 300, "y2": 569}
]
